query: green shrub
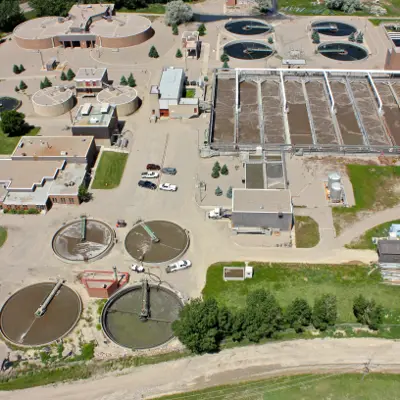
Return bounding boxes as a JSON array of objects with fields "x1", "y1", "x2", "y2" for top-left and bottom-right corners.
[
  {"x1": 222, "y1": 60, "x2": 229, "y2": 69},
  {"x1": 13, "y1": 64, "x2": 20, "y2": 74},
  {"x1": 176, "y1": 48, "x2": 183, "y2": 58},
  {"x1": 120, "y1": 75, "x2": 128, "y2": 86},
  {"x1": 127, "y1": 73, "x2": 136, "y2": 88},
  {"x1": 215, "y1": 186, "x2": 223, "y2": 196},
  {"x1": 66, "y1": 68, "x2": 75, "y2": 81},
  {"x1": 313, "y1": 294, "x2": 337, "y2": 331},
  {"x1": 268, "y1": 36, "x2": 274, "y2": 44},
  {"x1": 149, "y1": 45, "x2": 159, "y2": 58},
  {"x1": 172, "y1": 23, "x2": 178, "y2": 35},
  {"x1": 226, "y1": 186, "x2": 233, "y2": 199},
  {"x1": 211, "y1": 169, "x2": 220, "y2": 179},
  {"x1": 60, "y1": 71, "x2": 67, "y2": 81},
  {"x1": 19, "y1": 80, "x2": 27, "y2": 90},
  {"x1": 198, "y1": 23, "x2": 206, "y2": 36},
  {"x1": 221, "y1": 164, "x2": 228, "y2": 175},
  {"x1": 220, "y1": 53, "x2": 229, "y2": 62}
]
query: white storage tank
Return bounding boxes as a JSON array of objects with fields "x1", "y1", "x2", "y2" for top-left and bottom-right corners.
[
  {"x1": 97, "y1": 85, "x2": 140, "y2": 116},
  {"x1": 32, "y1": 86, "x2": 75, "y2": 117},
  {"x1": 328, "y1": 172, "x2": 341, "y2": 190},
  {"x1": 330, "y1": 182, "x2": 342, "y2": 202}
]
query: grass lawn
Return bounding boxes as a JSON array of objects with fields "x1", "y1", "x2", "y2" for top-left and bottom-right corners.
[
  {"x1": 333, "y1": 164, "x2": 400, "y2": 235},
  {"x1": 0, "y1": 226, "x2": 7, "y2": 248},
  {"x1": 0, "y1": 126, "x2": 40, "y2": 155},
  {"x1": 156, "y1": 374, "x2": 400, "y2": 400},
  {"x1": 184, "y1": 88, "x2": 196, "y2": 98},
  {"x1": 346, "y1": 219, "x2": 400, "y2": 250},
  {"x1": 118, "y1": 4, "x2": 166, "y2": 14},
  {"x1": 202, "y1": 263, "x2": 400, "y2": 323},
  {"x1": 24, "y1": 9, "x2": 38, "y2": 20},
  {"x1": 91, "y1": 151, "x2": 128, "y2": 189},
  {"x1": 295, "y1": 216, "x2": 319, "y2": 248}
]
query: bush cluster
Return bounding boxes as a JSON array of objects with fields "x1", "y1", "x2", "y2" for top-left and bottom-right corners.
[{"x1": 3, "y1": 208, "x2": 40, "y2": 215}]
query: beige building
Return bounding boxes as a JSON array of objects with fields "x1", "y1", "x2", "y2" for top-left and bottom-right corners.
[
  {"x1": 75, "y1": 68, "x2": 109, "y2": 95},
  {"x1": 150, "y1": 67, "x2": 199, "y2": 119},
  {"x1": 182, "y1": 31, "x2": 200, "y2": 59}
]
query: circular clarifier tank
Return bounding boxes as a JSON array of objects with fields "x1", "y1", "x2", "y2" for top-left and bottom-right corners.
[
  {"x1": 0, "y1": 282, "x2": 81, "y2": 346},
  {"x1": 0, "y1": 97, "x2": 20, "y2": 113},
  {"x1": 102, "y1": 283, "x2": 183, "y2": 349},
  {"x1": 125, "y1": 220, "x2": 189, "y2": 264},
  {"x1": 312, "y1": 21, "x2": 357, "y2": 37},
  {"x1": 52, "y1": 218, "x2": 115, "y2": 263},
  {"x1": 225, "y1": 19, "x2": 272, "y2": 35},
  {"x1": 224, "y1": 40, "x2": 273, "y2": 60},
  {"x1": 317, "y1": 42, "x2": 368, "y2": 61}
]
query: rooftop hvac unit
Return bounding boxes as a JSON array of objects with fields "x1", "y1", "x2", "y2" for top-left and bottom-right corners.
[
  {"x1": 60, "y1": 151, "x2": 68, "y2": 156},
  {"x1": 81, "y1": 103, "x2": 92, "y2": 116},
  {"x1": 330, "y1": 182, "x2": 342, "y2": 202},
  {"x1": 100, "y1": 103, "x2": 110, "y2": 113},
  {"x1": 328, "y1": 172, "x2": 341, "y2": 191},
  {"x1": 89, "y1": 117, "x2": 100, "y2": 124}
]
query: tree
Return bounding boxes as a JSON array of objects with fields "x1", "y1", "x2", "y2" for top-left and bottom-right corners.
[
  {"x1": 60, "y1": 71, "x2": 67, "y2": 81},
  {"x1": 29, "y1": 0, "x2": 74, "y2": 17},
  {"x1": 243, "y1": 289, "x2": 283, "y2": 342},
  {"x1": 13, "y1": 64, "x2": 20, "y2": 75},
  {"x1": 221, "y1": 164, "x2": 229, "y2": 175},
  {"x1": 40, "y1": 81, "x2": 45, "y2": 90},
  {"x1": 43, "y1": 77, "x2": 52, "y2": 88},
  {"x1": 127, "y1": 73, "x2": 136, "y2": 87},
  {"x1": 172, "y1": 298, "x2": 222, "y2": 354},
  {"x1": 215, "y1": 186, "x2": 223, "y2": 196},
  {"x1": 0, "y1": 110, "x2": 26, "y2": 137},
  {"x1": 19, "y1": 64, "x2": 25, "y2": 73},
  {"x1": 222, "y1": 61, "x2": 229, "y2": 69},
  {"x1": 172, "y1": 23, "x2": 179, "y2": 35},
  {"x1": 325, "y1": 0, "x2": 362, "y2": 13},
  {"x1": 213, "y1": 161, "x2": 221, "y2": 173},
  {"x1": 353, "y1": 295, "x2": 383, "y2": 330},
  {"x1": 211, "y1": 169, "x2": 220, "y2": 179},
  {"x1": 19, "y1": 80, "x2": 27, "y2": 90},
  {"x1": 356, "y1": 32, "x2": 364, "y2": 43},
  {"x1": 226, "y1": 186, "x2": 233, "y2": 199},
  {"x1": 268, "y1": 36, "x2": 274, "y2": 44},
  {"x1": 78, "y1": 185, "x2": 92, "y2": 203},
  {"x1": 66, "y1": 68, "x2": 75, "y2": 81},
  {"x1": 14, "y1": 86, "x2": 19, "y2": 92},
  {"x1": 231, "y1": 310, "x2": 246, "y2": 342},
  {"x1": 198, "y1": 23, "x2": 206, "y2": 36},
  {"x1": 311, "y1": 30, "x2": 320, "y2": 44},
  {"x1": 312, "y1": 294, "x2": 337, "y2": 331},
  {"x1": 349, "y1": 32, "x2": 356, "y2": 42},
  {"x1": 220, "y1": 53, "x2": 229, "y2": 62},
  {"x1": 149, "y1": 45, "x2": 159, "y2": 58},
  {"x1": 218, "y1": 306, "x2": 233, "y2": 336},
  {"x1": 175, "y1": 48, "x2": 183, "y2": 58},
  {"x1": 165, "y1": 0, "x2": 193, "y2": 26},
  {"x1": 120, "y1": 75, "x2": 128, "y2": 86},
  {"x1": 255, "y1": 0, "x2": 273, "y2": 12},
  {"x1": 286, "y1": 298, "x2": 312, "y2": 333},
  {"x1": 0, "y1": 0, "x2": 24, "y2": 32}
]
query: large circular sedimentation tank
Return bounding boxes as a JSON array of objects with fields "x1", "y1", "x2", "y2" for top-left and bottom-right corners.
[
  {"x1": 52, "y1": 218, "x2": 115, "y2": 263},
  {"x1": 0, "y1": 282, "x2": 81, "y2": 346},
  {"x1": 224, "y1": 40, "x2": 273, "y2": 60},
  {"x1": 317, "y1": 42, "x2": 368, "y2": 61},
  {"x1": 32, "y1": 86, "x2": 75, "y2": 117},
  {"x1": 0, "y1": 97, "x2": 20, "y2": 113},
  {"x1": 125, "y1": 220, "x2": 189, "y2": 264},
  {"x1": 225, "y1": 19, "x2": 272, "y2": 35},
  {"x1": 97, "y1": 86, "x2": 140, "y2": 116},
  {"x1": 102, "y1": 283, "x2": 183, "y2": 349},
  {"x1": 312, "y1": 21, "x2": 357, "y2": 37}
]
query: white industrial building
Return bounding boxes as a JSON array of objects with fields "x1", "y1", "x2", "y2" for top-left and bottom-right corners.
[{"x1": 149, "y1": 67, "x2": 199, "y2": 119}]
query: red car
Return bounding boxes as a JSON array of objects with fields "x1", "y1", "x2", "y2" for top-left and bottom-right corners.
[{"x1": 146, "y1": 164, "x2": 161, "y2": 170}]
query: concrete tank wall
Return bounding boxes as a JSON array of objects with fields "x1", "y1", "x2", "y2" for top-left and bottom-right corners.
[
  {"x1": 96, "y1": 27, "x2": 154, "y2": 48},
  {"x1": 32, "y1": 94, "x2": 75, "y2": 117},
  {"x1": 14, "y1": 36, "x2": 59, "y2": 50}
]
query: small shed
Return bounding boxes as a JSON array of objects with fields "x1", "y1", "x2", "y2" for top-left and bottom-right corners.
[
  {"x1": 389, "y1": 224, "x2": 400, "y2": 238},
  {"x1": 223, "y1": 266, "x2": 253, "y2": 281},
  {"x1": 378, "y1": 240, "x2": 400, "y2": 268},
  {"x1": 45, "y1": 57, "x2": 58, "y2": 71}
]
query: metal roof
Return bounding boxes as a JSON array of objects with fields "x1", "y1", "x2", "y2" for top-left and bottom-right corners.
[
  {"x1": 378, "y1": 240, "x2": 400, "y2": 255},
  {"x1": 75, "y1": 68, "x2": 107, "y2": 81},
  {"x1": 232, "y1": 189, "x2": 292, "y2": 213},
  {"x1": 159, "y1": 68, "x2": 184, "y2": 100}
]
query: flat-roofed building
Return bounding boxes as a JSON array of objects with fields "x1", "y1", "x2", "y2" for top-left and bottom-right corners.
[
  {"x1": 232, "y1": 189, "x2": 293, "y2": 232},
  {"x1": 75, "y1": 68, "x2": 109, "y2": 94},
  {"x1": 149, "y1": 67, "x2": 199, "y2": 119},
  {"x1": 12, "y1": 136, "x2": 97, "y2": 166},
  {"x1": 72, "y1": 103, "x2": 118, "y2": 141}
]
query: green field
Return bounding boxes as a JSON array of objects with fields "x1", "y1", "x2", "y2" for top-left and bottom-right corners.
[
  {"x1": 295, "y1": 216, "x2": 320, "y2": 248},
  {"x1": 91, "y1": 152, "x2": 128, "y2": 189},
  {"x1": 0, "y1": 126, "x2": 40, "y2": 155},
  {"x1": 118, "y1": 4, "x2": 166, "y2": 14},
  {"x1": 333, "y1": 165, "x2": 400, "y2": 235},
  {"x1": 202, "y1": 263, "x2": 400, "y2": 323},
  {"x1": 346, "y1": 220, "x2": 400, "y2": 250},
  {"x1": 156, "y1": 374, "x2": 400, "y2": 400},
  {"x1": 0, "y1": 227, "x2": 7, "y2": 248}
]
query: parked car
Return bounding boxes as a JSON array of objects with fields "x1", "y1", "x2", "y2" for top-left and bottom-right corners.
[
  {"x1": 141, "y1": 171, "x2": 159, "y2": 179},
  {"x1": 166, "y1": 260, "x2": 192, "y2": 273},
  {"x1": 116, "y1": 219, "x2": 127, "y2": 227},
  {"x1": 162, "y1": 167, "x2": 177, "y2": 175},
  {"x1": 131, "y1": 264, "x2": 145, "y2": 273},
  {"x1": 138, "y1": 180, "x2": 157, "y2": 190},
  {"x1": 146, "y1": 164, "x2": 161, "y2": 170},
  {"x1": 159, "y1": 183, "x2": 177, "y2": 192}
]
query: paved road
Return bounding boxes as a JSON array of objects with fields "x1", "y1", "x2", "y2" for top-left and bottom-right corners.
[{"x1": 3, "y1": 338, "x2": 400, "y2": 400}]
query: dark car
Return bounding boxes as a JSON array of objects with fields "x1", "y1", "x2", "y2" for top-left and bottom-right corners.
[
  {"x1": 146, "y1": 164, "x2": 161, "y2": 170},
  {"x1": 138, "y1": 180, "x2": 157, "y2": 190},
  {"x1": 161, "y1": 167, "x2": 177, "y2": 175}
]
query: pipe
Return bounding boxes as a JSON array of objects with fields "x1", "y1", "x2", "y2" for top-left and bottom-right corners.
[{"x1": 35, "y1": 279, "x2": 64, "y2": 317}]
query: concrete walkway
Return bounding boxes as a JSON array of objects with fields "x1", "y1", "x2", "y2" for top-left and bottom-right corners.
[{"x1": 3, "y1": 338, "x2": 400, "y2": 400}]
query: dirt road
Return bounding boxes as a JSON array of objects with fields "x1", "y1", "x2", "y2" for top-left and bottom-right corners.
[{"x1": 3, "y1": 338, "x2": 400, "y2": 400}]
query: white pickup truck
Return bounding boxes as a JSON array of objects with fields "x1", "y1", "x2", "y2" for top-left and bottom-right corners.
[{"x1": 141, "y1": 171, "x2": 159, "y2": 179}]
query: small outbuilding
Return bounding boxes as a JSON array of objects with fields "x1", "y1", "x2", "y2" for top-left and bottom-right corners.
[
  {"x1": 75, "y1": 68, "x2": 109, "y2": 95},
  {"x1": 232, "y1": 189, "x2": 293, "y2": 233},
  {"x1": 378, "y1": 240, "x2": 400, "y2": 268}
]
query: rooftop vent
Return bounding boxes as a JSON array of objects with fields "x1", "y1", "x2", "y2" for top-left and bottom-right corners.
[{"x1": 60, "y1": 151, "x2": 68, "y2": 156}]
